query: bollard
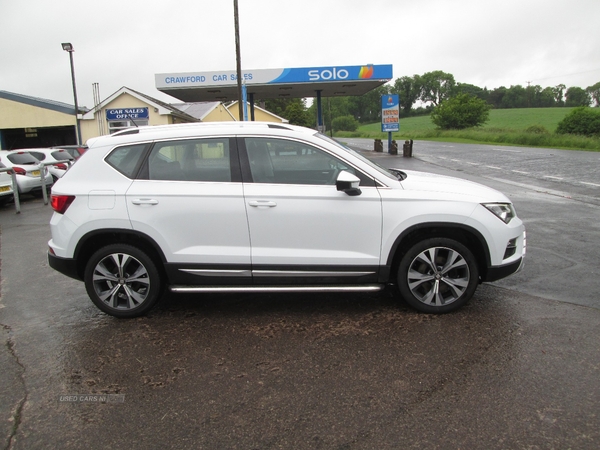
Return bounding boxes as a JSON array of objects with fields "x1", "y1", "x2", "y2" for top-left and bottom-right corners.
[
  {"x1": 390, "y1": 140, "x2": 398, "y2": 155},
  {"x1": 374, "y1": 139, "x2": 383, "y2": 152},
  {"x1": 403, "y1": 140, "x2": 413, "y2": 158}
]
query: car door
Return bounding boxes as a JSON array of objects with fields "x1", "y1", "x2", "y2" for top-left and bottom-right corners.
[
  {"x1": 125, "y1": 137, "x2": 251, "y2": 285},
  {"x1": 240, "y1": 136, "x2": 382, "y2": 285}
]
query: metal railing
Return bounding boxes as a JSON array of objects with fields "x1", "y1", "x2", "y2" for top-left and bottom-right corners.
[{"x1": 0, "y1": 159, "x2": 72, "y2": 214}]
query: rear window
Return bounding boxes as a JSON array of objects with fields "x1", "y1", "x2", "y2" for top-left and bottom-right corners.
[
  {"x1": 106, "y1": 144, "x2": 149, "y2": 178},
  {"x1": 51, "y1": 150, "x2": 74, "y2": 161},
  {"x1": 26, "y1": 151, "x2": 46, "y2": 161},
  {"x1": 8, "y1": 152, "x2": 39, "y2": 165}
]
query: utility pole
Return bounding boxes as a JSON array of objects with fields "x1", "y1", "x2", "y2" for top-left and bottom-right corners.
[{"x1": 233, "y1": 0, "x2": 244, "y2": 121}]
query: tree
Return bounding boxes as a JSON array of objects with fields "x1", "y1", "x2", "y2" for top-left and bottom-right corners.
[
  {"x1": 538, "y1": 87, "x2": 556, "y2": 107},
  {"x1": 587, "y1": 82, "x2": 600, "y2": 107},
  {"x1": 259, "y1": 98, "x2": 311, "y2": 126},
  {"x1": 500, "y1": 85, "x2": 527, "y2": 108},
  {"x1": 565, "y1": 87, "x2": 591, "y2": 107},
  {"x1": 392, "y1": 75, "x2": 422, "y2": 114},
  {"x1": 488, "y1": 86, "x2": 507, "y2": 108},
  {"x1": 556, "y1": 107, "x2": 600, "y2": 136},
  {"x1": 283, "y1": 100, "x2": 311, "y2": 127},
  {"x1": 457, "y1": 83, "x2": 488, "y2": 102},
  {"x1": 430, "y1": 93, "x2": 491, "y2": 129},
  {"x1": 552, "y1": 84, "x2": 566, "y2": 106},
  {"x1": 331, "y1": 115, "x2": 359, "y2": 132},
  {"x1": 347, "y1": 85, "x2": 390, "y2": 123},
  {"x1": 419, "y1": 71, "x2": 456, "y2": 106}
]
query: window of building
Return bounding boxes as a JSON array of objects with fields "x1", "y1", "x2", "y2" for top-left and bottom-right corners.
[{"x1": 108, "y1": 120, "x2": 149, "y2": 134}]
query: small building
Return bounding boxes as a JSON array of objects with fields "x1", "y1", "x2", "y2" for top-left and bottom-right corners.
[{"x1": 80, "y1": 87, "x2": 200, "y2": 142}]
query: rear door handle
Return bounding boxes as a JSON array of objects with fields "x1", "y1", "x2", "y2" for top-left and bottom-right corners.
[
  {"x1": 131, "y1": 198, "x2": 159, "y2": 206},
  {"x1": 248, "y1": 200, "x2": 277, "y2": 208}
]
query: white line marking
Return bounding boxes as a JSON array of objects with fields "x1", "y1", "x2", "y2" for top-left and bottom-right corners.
[
  {"x1": 544, "y1": 175, "x2": 563, "y2": 181},
  {"x1": 512, "y1": 170, "x2": 530, "y2": 174},
  {"x1": 485, "y1": 165, "x2": 502, "y2": 170},
  {"x1": 467, "y1": 162, "x2": 480, "y2": 166},
  {"x1": 581, "y1": 181, "x2": 600, "y2": 187},
  {"x1": 450, "y1": 159, "x2": 461, "y2": 162}
]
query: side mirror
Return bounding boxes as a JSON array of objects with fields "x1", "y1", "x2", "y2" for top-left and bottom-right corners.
[{"x1": 336, "y1": 171, "x2": 362, "y2": 196}]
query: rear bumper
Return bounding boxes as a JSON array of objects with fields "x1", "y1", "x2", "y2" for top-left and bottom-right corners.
[
  {"x1": 483, "y1": 257, "x2": 524, "y2": 282},
  {"x1": 48, "y1": 251, "x2": 81, "y2": 281}
]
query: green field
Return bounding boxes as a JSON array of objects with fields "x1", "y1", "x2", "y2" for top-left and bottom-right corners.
[
  {"x1": 338, "y1": 107, "x2": 600, "y2": 151},
  {"x1": 358, "y1": 108, "x2": 573, "y2": 134}
]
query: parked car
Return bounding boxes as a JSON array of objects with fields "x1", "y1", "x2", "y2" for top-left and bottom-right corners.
[
  {"x1": 0, "y1": 161, "x2": 14, "y2": 206},
  {"x1": 0, "y1": 150, "x2": 53, "y2": 195},
  {"x1": 48, "y1": 122, "x2": 526, "y2": 318},
  {"x1": 52, "y1": 145, "x2": 88, "y2": 160},
  {"x1": 23, "y1": 148, "x2": 75, "y2": 182}
]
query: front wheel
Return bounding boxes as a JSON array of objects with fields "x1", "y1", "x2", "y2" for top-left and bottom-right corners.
[
  {"x1": 397, "y1": 238, "x2": 479, "y2": 314},
  {"x1": 84, "y1": 244, "x2": 162, "y2": 318}
]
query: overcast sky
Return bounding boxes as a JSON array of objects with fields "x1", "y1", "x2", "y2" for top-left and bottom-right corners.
[{"x1": 1, "y1": 0, "x2": 599, "y2": 109}]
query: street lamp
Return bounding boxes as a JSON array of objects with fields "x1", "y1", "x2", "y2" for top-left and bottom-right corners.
[{"x1": 61, "y1": 42, "x2": 82, "y2": 145}]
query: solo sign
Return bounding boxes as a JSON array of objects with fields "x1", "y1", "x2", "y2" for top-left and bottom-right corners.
[
  {"x1": 106, "y1": 108, "x2": 149, "y2": 121},
  {"x1": 381, "y1": 95, "x2": 400, "y2": 132}
]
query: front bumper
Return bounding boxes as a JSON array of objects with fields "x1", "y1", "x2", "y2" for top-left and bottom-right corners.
[{"x1": 482, "y1": 257, "x2": 524, "y2": 282}]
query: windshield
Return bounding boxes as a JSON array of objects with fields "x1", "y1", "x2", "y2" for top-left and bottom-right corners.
[{"x1": 314, "y1": 133, "x2": 398, "y2": 181}]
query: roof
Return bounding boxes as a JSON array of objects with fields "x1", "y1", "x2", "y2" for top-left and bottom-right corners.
[
  {"x1": 226, "y1": 101, "x2": 288, "y2": 123},
  {"x1": 171, "y1": 101, "x2": 236, "y2": 121},
  {"x1": 0, "y1": 90, "x2": 85, "y2": 115}
]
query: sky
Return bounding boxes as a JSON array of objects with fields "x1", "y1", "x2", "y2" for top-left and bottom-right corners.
[{"x1": 1, "y1": 0, "x2": 599, "y2": 109}]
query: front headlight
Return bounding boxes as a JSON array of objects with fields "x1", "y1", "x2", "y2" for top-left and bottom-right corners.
[{"x1": 482, "y1": 203, "x2": 516, "y2": 224}]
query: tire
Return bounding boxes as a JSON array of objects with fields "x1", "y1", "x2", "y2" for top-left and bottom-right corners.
[
  {"x1": 397, "y1": 238, "x2": 479, "y2": 314},
  {"x1": 84, "y1": 244, "x2": 162, "y2": 318}
]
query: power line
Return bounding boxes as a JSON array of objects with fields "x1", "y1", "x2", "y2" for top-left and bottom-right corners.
[{"x1": 529, "y1": 68, "x2": 600, "y2": 84}]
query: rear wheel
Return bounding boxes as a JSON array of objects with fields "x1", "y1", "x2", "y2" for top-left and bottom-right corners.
[
  {"x1": 84, "y1": 244, "x2": 162, "y2": 318},
  {"x1": 397, "y1": 238, "x2": 479, "y2": 314}
]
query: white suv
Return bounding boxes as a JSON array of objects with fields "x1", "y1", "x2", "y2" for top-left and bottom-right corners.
[{"x1": 48, "y1": 122, "x2": 525, "y2": 318}]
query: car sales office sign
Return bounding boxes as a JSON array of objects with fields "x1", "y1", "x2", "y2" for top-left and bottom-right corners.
[
  {"x1": 381, "y1": 95, "x2": 400, "y2": 132},
  {"x1": 106, "y1": 108, "x2": 149, "y2": 121}
]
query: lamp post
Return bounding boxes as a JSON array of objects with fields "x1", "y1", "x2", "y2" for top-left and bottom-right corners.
[{"x1": 61, "y1": 43, "x2": 82, "y2": 145}]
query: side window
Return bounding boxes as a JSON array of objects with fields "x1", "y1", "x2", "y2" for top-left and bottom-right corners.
[
  {"x1": 148, "y1": 138, "x2": 231, "y2": 182},
  {"x1": 106, "y1": 144, "x2": 148, "y2": 178},
  {"x1": 244, "y1": 137, "x2": 373, "y2": 186}
]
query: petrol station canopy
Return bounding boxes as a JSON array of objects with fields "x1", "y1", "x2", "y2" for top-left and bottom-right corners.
[{"x1": 155, "y1": 64, "x2": 393, "y2": 102}]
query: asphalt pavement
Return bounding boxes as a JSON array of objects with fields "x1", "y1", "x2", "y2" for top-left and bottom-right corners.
[{"x1": 1, "y1": 144, "x2": 600, "y2": 449}]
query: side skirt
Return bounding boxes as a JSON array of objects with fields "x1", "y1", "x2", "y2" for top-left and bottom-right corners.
[{"x1": 169, "y1": 285, "x2": 384, "y2": 293}]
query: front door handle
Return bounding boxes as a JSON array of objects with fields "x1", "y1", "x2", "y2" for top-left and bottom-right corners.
[
  {"x1": 248, "y1": 200, "x2": 277, "y2": 208},
  {"x1": 131, "y1": 198, "x2": 159, "y2": 206}
]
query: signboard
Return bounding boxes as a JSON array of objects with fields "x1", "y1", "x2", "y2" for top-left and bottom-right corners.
[
  {"x1": 155, "y1": 64, "x2": 394, "y2": 89},
  {"x1": 106, "y1": 108, "x2": 149, "y2": 121},
  {"x1": 381, "y1": 94, "x2": 400, "y2": 132}
]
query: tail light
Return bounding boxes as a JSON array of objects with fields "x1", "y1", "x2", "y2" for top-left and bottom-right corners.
[
  {"x1": 12, "y1": 167, "x2": 26, "y2": 175},
  {"x1": 51, "y1": 195, "x2": 75, "y2": 214},
  {"x1": 54, "y1": 163, "x2": 68, "y2": 170}
]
